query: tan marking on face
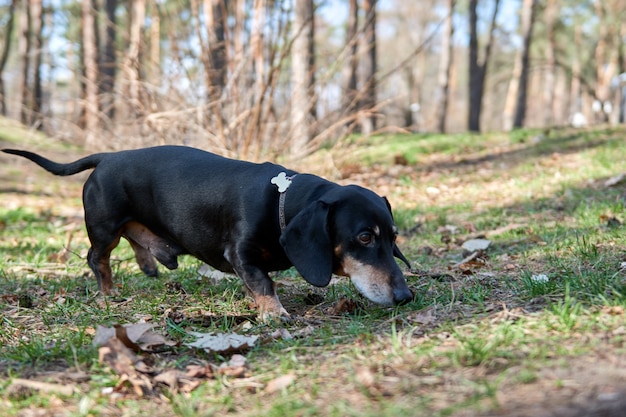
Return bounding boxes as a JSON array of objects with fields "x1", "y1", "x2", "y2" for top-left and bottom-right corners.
[
  {"x1": 341, "y1": 255, "x2": 394, "y2": 305},
  {"x1": 333, "y1": 244, "x2": 348, "y2": 276}
]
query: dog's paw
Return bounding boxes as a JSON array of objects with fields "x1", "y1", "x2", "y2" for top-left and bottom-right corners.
[{"x1": 254, "y1": 294, "x2": 291, "y2": 323}]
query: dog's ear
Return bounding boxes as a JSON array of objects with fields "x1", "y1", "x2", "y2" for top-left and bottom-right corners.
[
  {"x1": 280, "y1": 201, "x2": 333, "y2": 287},
  {"x1": 383, "y1": 197, "x2": 412, "y2": 270}
]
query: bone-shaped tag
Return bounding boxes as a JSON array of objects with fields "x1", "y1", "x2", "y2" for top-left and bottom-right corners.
[{"x1": 271, "y1": 172, "x2": 292, "y2": 193}]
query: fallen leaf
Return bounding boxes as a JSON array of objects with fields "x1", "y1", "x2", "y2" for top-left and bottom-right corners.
[
  {"x1": 93, "y1": 323, "x2": 176, "y2": 352},
  {"x1": 153, "y1": 369, "x2": 204, "y2": 394},
  {"x1": 93, "y1": 325, "x2": 116, "y2": 347},
  {"x1": 269, "y1": 328, "x2": 293, "y2": 340},
  {"x1": 354, "y1": 366, "x2": 376, "y2": 388},
  {"x1": 462, "y1": 238, "x2": 491, "y2": 252},
  {"x1": 407, "y1": 308, "x2": 435, "y2": 325},
  {"x1": 605, "y1": 173, "x2": 626, "y2": 187},
  {"x1": 185, "y1": 364, "x2": 213, "y2": 378},
  {"x1": 291, "y1": 325, "x2": 315, "y2": 338},
  {"x1": 603, "y1": 306, "x2": 624, "y2": 316},
  {"x1": 327, "y1": 297, "x2": 358, "y2": 315},
  {"x1": 98, "y1": 338, "x2": 154, "y2": 397},
  {"x1": 153, "y1": 369, "x2": 181, "y2": 391},
  {"x1": 217, "y1": 354, "x2": 248, "y2": 377},
  {"x1": 185, "y1": 332, "x2": 259, "y2": 354},
  {"x1": 265, "y1": 374, "x2": 296, "y2": 394}
]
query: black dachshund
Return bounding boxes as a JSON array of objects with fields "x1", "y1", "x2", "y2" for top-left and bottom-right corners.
[{"x1": 3, "y1": 146, "x2": 413, "y2": 319}]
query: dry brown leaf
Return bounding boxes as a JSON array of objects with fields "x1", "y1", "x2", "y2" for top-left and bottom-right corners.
[
  {"x1": 269, "y1": 328, "x2": 293, "y2": 340},
  {"x1": 217, "y1": 354, "x2": 248, "y2": 377},
  {"x1": 265, "y1": 374, "x2": 296, "y2": 394},
  {"x1": 327, "y1": 297, "x2": 358, "y2": 315},
  {"x1": 153, "y1": 369, "x2": 182, "y2": 392},
  {"x1": 93, "y1": 323, "x2": 176, "y2": 352},
  {"x1": 407, "y1": 308, "x2": 435, "y2": 325},
  {"x1": 185, "y1": 364, "x2": 213, "y2": 378},
  {"x1": 354, "y1": 366, "x2": 376, "y2": 388},
  {"x1": 98, "y1": 338, "x2": 154, "y2": 397}
]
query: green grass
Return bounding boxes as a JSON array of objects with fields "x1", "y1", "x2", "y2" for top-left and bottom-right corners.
[{"x1": 2, "y1": 125, "x2": 626, "y2": 415}]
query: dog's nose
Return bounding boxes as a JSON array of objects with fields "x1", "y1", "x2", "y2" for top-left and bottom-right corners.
[{"x1": 393, "y1": 287, "x2": 414, "y2": 305}]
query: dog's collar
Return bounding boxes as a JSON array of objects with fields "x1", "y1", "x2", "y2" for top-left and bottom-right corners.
[{"x1": 271, "y1": 172, "x2": 296, "y2": 231}]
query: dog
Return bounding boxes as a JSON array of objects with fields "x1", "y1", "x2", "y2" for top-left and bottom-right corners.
[{"x1": 3, "y1": 146, "x2": 414, "y2": 319}]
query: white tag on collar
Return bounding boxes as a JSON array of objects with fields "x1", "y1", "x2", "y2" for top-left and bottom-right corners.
[{"x1": 271, "y1": 172, "x2": 293, "y2": 193}]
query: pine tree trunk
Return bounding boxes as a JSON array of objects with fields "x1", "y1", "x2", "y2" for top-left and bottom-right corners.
[
  {"x1": 18, "y1": 0, "x2": 31, "y2": 124},
  {"x1": 30, "y1": 0, "x2": 43, "y2": 129},
  {"x1": 0, "y1": 0, "x2": 17, "y2": 116},
  {"x1": 123, "y1": 0, "x2": 146, "y2": 116},
  {"x1": 435, "y1": 0, "x2": 454, "y2": 133},
  {"x1": 99, "y1": 0, "x2": 117, "y2": 120},
  {"x1": 468, "y1": 0, "x2": 500, "y2": 132},
  {"x1": 82, "y1": 0, "x2": 99, "y2": 147},
  {"x1": 342, "y1": 0, "x2": 358, "y2": 122},
  {"x1": 512, "y1": 0, "x2": 536, "y2": 129},
  {"x1": 290, "y1": 0, "x2": 315, "y2": 156},
  {"x1": 503, "y1": 0, "x2": 536, "y2": 131},
  {"x1": 360, "y1": 0, "x2": 377, "y2": 135},
  {"x1": 543, "y1": 0, "x2": 558, "y2": 126},
  {"x1": 203, "y1": 0, "x2": 226, "y2": 101}
]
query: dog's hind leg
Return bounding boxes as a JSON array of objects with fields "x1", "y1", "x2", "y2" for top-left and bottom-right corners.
[{"x1": 85, "y1": 229, "x2": 121, "y2": 295}]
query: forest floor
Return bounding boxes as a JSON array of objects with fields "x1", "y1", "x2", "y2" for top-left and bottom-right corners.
[{"x1": 1, "y1": 124, "x2": 626, "y2": 416}]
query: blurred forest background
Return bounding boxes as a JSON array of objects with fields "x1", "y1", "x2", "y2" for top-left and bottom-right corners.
[{"x1": 0, "y1": 0, "x2": 625, "y2": 159}]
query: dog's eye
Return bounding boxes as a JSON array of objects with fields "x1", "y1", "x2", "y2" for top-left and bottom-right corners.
[{"x1": 358, "y1": 232, "x2": 373, "y2": 246}]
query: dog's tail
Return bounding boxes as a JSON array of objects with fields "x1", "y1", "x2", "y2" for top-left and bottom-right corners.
[{"x1": 2, "y1": 149, "x2": 105, "y2": 176}]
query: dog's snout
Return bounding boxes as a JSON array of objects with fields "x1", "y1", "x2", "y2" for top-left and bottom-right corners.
[{"x1": 393, "y1": 286, "x2": 414, "y2": 305}]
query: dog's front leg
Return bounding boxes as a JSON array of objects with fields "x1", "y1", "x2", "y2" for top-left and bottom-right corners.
[{"x1": 234, "y1": 264, "x2": 290, "y2": 321}]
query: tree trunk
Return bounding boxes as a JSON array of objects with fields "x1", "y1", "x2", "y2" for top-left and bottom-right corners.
[
  {"x1": 543, "y1": 0, "x2": 558, "y2": 126},
  {"x1": 361, "y1": 0, "x2": 377, "y2": 135},
  {"x1": 569, "y1": 23, "x2": 582, "y2": 117},
  {"x1": 18, "y1": 0, "x2": 31, "y2": 124},
  {"x1": 98, "y1": 0, "x2": 117, "y2": 120},
  {"x1": 342, "y1": 0, "x2": 358, "y2": 122},
  {"x1": 203, "y1": 0, "x2": 227, "y2": 101},
  {"x1": 435, "y1": 0, "x2": 454, "y2": 133},
  {"x1": 290, "y1": 0, "x2": 315, "y2": 156},
  {"x1": 242, "y1": 0, "x2": 266, "y2": 155},
  {"x1": 0, "y1": 0, "x2": 17, "y2": 116},
  {"x1": 468, "y1": 0, "x2": 500, "y2": 132},
  {"x1": 503, "y1": 0, "x2": 536, "y2": 131},
  {"x1": 251, "y1": 0, "x2": 265, "y2": 95},
  {"x1": 593, "y1": 1, "x2": 619, "y2": 123},
  {"x1": 512, "y1": 0, "x2": 536, "y2": 129},
  {"x1": 82, "y1": 0, "x2": 99, "y2": 147},
  {"x1": 147, "y1": 0, "x2": 160, "y2": 112},
  {"x1": 123, "y1": 0, "x2": 146, "y2": 116},
  {"x1": 30, "y1": 0, "x2": 43, "y2": 129}
]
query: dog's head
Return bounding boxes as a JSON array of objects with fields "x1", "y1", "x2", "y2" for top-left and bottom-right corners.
[{"x1": 280, "y1": 185, "x2": 413, "y2": 305}]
